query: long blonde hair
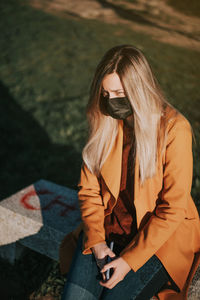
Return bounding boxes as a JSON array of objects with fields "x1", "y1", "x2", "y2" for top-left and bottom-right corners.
[{"x1": 82, "y1": 45, "x2": 178, "y2": 186}]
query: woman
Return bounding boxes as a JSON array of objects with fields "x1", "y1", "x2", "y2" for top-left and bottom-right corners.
[{"x1": 59, "y1": 45, "x2": 200, "y2": 300}]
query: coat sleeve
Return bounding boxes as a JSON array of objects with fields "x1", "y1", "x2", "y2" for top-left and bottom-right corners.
[
  {"x1": 77, "y1": 163, "x2": 106, "y2": 254},
  {"x1": 120, "y1": 117, "x2": 193, "y2": 271}
]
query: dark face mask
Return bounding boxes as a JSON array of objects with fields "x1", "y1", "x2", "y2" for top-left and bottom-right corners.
[{"x1": 105, "y1": 96, "x2": 133, "y2": 120}]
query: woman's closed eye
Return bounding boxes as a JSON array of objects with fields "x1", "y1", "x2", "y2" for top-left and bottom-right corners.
[
  {"x1": 101, "y1": 92, "x2": 125, "y2": 98},
  {"x1": 117, "y1": 92, "x2": 125, "y2": 97}
]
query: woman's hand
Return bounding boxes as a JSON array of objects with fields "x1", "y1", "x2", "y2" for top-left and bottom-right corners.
[
  {"x1": 99, "y1": 257, "x2": 131, "y2": 289},
  {"x1": 91, "y1": 242, "x2": 115, "y2": 259},
  {"x1": 91, "y1": 242, "x2": 116, "y2": 281}
]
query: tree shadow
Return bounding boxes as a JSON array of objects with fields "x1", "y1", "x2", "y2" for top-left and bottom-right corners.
[
  {"x1": 0, "y1": 80, "x2": 83, "y2": 298},
  {"x1": 0, "y1": 81, "x2": 82, "y2": 201},
  {"x1": 97, "y1": 0, "x2": 199, "y2": 41},
  {"x1": 0, "y1": 245, "x2": 53, "y2": 300}
]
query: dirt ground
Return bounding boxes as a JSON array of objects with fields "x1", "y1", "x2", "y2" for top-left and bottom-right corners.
[{"x1": 29, "y1": 0, "x2": 200, "y2": 51}]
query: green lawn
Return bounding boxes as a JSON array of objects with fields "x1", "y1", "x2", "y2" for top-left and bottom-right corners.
[
  {"x1": 0, "y1": 1, "x2": 200, "y2": 299},
  {"x1": 1, "y1": 0, "x2": 200, "y2": 205},
  {"x1": 168, "y1": 0, "x2": 200, "y2": 18}
]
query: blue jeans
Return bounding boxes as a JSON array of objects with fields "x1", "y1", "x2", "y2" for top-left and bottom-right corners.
[{"x1": 61, "y1": 231, "x2": 171, "y2": 300}]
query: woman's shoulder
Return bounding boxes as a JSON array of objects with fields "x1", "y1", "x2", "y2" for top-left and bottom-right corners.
[
  {"x1": 159, "y1": 104, "x2": 193, "y2": 152},
  {"x1": 163, "y1": 104, "x2": 192, "y2": 133}
]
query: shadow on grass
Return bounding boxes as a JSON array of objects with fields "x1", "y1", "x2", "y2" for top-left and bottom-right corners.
[
  {"x1": 0, "y1": 247, "x2": 54, "y2": 300},
  {"x1": 0, "y1": 81, "x2": 82, "y2": 202},
  {"x1": 0, "y1": 80, "x2": 82, "y2": 299},
  {"x1": 97, "y1": 0, "x2": 199, "y2": 41}
]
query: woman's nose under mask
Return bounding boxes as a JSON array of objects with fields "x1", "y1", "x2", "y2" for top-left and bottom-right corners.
[{"x1": 105, "y1": 96, "x2": 133, "y2": 120}]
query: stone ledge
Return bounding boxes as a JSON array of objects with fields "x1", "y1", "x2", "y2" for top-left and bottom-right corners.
[{"x1": 0, "y1": 179, "x2": 81, "y2": 262}]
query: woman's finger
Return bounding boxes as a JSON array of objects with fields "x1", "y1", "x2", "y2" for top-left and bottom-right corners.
[
  {"x1": 100, "y1": 261, "x2": 115, "y2": 273},
  {"x1": 100, "y1": 270, "x2": 118, "y2": 288},
  {"x1": 100, "y1": 279, "x2": 118, "y2": 289},
  {"x1": 107, "y1": 279, "x2": 120, "y2": 289},
  {"x1": 102, "y1": 272, "x2": 106, "y2": 281},
  {"x1": 107, "y1": 248, "x2": 116, "y2": 258}
]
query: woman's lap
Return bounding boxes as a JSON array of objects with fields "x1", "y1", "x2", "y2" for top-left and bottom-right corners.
[
  {"x1": 100, "y1": 255, "x2": 169, "y2": 300},
  {"x1": 61, "y1": 231, "x2": 170, "y2": 300},
  {"x1": 61, "y1": 231, "x2": 103, "y2": 300}
]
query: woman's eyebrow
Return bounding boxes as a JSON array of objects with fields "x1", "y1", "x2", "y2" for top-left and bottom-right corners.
[{"x1": 102, "y1": 88, "x2": 124, "y2": 92}]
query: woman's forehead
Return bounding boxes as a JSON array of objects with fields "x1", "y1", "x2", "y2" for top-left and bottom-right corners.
[{"x1": 102, "y1": 73, "x2": 124, "y2": 91}]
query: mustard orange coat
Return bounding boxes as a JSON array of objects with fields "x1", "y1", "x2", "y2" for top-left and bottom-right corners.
[{"x1": 59, "y1": 106, "x2": 200, "y2": 300}]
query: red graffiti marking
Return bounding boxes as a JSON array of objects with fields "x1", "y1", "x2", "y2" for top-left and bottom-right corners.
[
  {"x1": 42, "y1": 195, "x2": 76, "y2": 216},
  {"x1": 21, "y1": 189, "x2": 52, "y2": 210},
  {"x1": 20, "y1": 189, "x2": 76, "y2": 216}
]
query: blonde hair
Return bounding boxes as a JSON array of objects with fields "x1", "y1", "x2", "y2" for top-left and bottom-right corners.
[{"x1": 82, "y1": 45, "x2": 179, "y2": 186}]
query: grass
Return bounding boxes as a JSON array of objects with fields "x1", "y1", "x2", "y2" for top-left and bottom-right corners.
[
  {"x1": 0, "y1": 0, "x2": 200, "y2": 202},
  {"x1": 168, "y1": 0, "x2": 200, "y2": 18},
  {"x1": 0, "y1": 0, "x2": 200, "y2": 299}
]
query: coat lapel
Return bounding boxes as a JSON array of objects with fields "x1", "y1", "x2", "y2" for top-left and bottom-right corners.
[
  {"x1": 101, "y1": 119, "x2": 123, "y2": 200},
  {"x1": 101, "y1": 119, "x2": 140, "y2": 209}
]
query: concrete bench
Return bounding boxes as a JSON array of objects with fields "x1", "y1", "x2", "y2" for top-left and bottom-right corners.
[
  {"x1": 0, "y1": 179, "x2": 199, "y2": 299},
  {"x1": 0, "y1": 179, "x2": 81, "y2": 263}
]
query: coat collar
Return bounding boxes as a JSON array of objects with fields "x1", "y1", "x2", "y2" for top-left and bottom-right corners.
[{"x1": 100, "y1": 119, "x2": 140, "y2": 201}]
